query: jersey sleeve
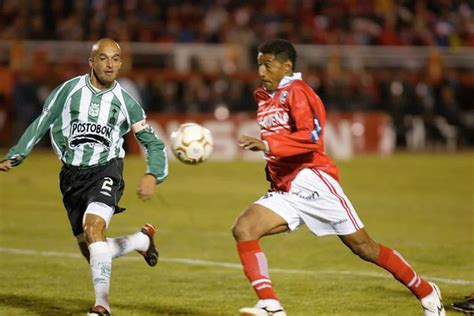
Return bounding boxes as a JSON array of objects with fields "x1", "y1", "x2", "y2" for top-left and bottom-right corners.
[
  {"x1": 122, "y1": 90, "x2": 168, "y2": 183},
  {"x1": 122, "y1": 91, "x2": 146, "y2": 125},
  {"x1": 3, "y1": 81, "x2": 74, "y2": 165},
  {"x1": 265, "y1": 86, "x2": 324, "y2": 158},
  {"x1": 135, "y1": 126, "x2": 168, "y2": 183}
]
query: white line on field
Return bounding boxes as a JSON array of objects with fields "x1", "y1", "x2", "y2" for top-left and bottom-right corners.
[{"x1": 0, "y1": 247, "x2": 472, "y2": 286}]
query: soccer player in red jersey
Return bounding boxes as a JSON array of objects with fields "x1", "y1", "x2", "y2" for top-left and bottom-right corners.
[{"x1": 232, "y1": 39, "x2": 445, "y2": 316}]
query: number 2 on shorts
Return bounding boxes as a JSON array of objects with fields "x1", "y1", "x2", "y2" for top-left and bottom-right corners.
[{"x1": 101, "y1": 177, "x2": 113, "y2": 192}]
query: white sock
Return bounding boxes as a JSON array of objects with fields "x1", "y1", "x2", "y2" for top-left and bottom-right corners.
[
  {"x1": 89, "y1": 241, "x2": 112, "y2": 313},
  {"x1": 107, "y1": 231, "x2": 149, "y2": 258}
]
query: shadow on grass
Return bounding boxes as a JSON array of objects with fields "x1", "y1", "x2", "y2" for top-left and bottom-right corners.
[
  {"x1": 0, "y1": 293, "x2": 211, "y2": 315},
  {"x1": 0, "y1": 293, "x2": 88, "y2": 315}
]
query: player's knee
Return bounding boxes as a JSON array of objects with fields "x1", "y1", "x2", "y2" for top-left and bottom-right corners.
[
  {"x1": 231, "y1": 219, "x2": 245, "y2": 240},
  {"x1": 84, "y1": 225, "x2": 105, "y2": 244},
  {"x1": 83, "y1": 215, "x2": 106, "y2": 244},
  {"x1": 231, "y1": 217, "x2": 253, "y2": 241}
]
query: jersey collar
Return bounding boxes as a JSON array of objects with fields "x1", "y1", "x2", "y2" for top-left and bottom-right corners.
[
  {"x1": 85, "y1": 74, "x2": 117, "y2": 95},
  {"x1": 278, "y1": 72, "x2": 302, "y2": 89}
]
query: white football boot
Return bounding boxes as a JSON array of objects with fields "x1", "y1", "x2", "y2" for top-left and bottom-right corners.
[
  {"x1": 420, "y1": 282, "x2": 446, "y2": 316},
  {"x1": 239, "y1": 299, "x2": 286, "y2": 316}
]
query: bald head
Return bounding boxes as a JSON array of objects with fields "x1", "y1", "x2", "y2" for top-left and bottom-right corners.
[
  {"x1": 88, "y1": 38, "x2": 122, "y2": 89},
  {"x1": 90, "y1": 38, "x2": 121, "y2": 59}
]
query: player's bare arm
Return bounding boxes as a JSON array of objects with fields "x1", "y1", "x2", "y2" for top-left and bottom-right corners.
[{"x1": 239, "y1": 135, "x2": 266, "y2": 151}]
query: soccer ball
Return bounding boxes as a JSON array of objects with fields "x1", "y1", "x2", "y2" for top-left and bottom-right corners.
[{"x1": 170, "y1": 123, "x2": 214, "y2": 164}]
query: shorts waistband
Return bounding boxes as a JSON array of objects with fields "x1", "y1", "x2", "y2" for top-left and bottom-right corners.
[{"x1": 62, "y1": 158, "x2": 120, "y2": 171}]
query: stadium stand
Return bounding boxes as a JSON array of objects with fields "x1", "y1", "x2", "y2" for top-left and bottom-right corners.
[{"x1": 0, "y1": 0, "x2": 472, "y2": 149}]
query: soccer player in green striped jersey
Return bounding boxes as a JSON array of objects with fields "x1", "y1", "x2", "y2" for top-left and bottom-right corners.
[{"x1": 0, "y1": 38, "x2": 167, "y2": 315}]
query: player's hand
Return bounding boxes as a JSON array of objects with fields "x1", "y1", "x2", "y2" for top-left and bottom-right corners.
[
  {"x1": 137, "y1": 174, "x2": 156, "y2": 201},
  {"x1": 239, "y1": 135, "x2": 266, "y2": 151},
  {"x1": 0, "y1": 160, "x2": 14, "y2": 172}
]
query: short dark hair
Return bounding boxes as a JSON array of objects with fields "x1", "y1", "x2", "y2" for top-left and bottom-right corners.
[{"x1": 258, "y1": 39, "x2": 297, "y2": 70}]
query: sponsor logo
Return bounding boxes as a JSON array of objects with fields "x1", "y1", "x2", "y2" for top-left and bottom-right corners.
[
  {"x1": 291, "y1": 190, "x2": 319, "y2": 200},
  {"x1": 261, "y1": 191, "x2": 286, "y2": 199},
  {"x1": 69, "y1": 121, "x2": 113, "y2": 148},
  {"x1": 99, "y1": 262, "x2": 111, "y2": 278},
  {"x1": 332, "y1": 218, "x2": 348, "y2": 225},
  {"x1": 257, "y1": 111, "x2": 289, "y2": 129}
]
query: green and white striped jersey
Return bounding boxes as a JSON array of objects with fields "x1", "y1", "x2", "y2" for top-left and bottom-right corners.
[{"x1": 5, "y1": 74, "x2": 168, "y2": 182}]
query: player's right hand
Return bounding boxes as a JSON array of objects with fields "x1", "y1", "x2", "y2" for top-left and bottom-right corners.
[
  {"x1": 239, "y1": 135, "x2": 266, "y2": 152},
  {"x1": 137, "y1": 174, "x2": 157, "y2": 201},
  {"x1": 0, "y1": 160, "x2": 14, "y2": 172}
]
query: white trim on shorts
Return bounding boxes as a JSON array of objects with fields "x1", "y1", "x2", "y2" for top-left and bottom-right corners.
[
  {"x1": 83, "y1": 202, "x2": 114, "y2": 229},
  {"x1": 255, "y1": 168, "x2": 364, "y2": 236},
  {"x1": 313, "y1": 169, "x2": 363, "y2": 231}
]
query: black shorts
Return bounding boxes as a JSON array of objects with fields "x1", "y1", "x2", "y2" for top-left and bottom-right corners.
[{"x1": 59, "y1": 158, "x2": 125, "y2": 237}]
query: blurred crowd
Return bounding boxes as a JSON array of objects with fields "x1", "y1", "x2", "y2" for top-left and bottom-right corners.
[
  {"x1": 0, "y1": 0, "x2": 473, "y2": 47},
  {"x1": 1, "y1": 0, "x2": 473, "y2": 149},
  {"x1": 9, "y1": 63, "x2": 473, "y2": 149}
]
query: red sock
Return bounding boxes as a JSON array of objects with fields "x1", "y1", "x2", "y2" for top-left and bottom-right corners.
[
  {"x1": 376, "y1": 244, "x2": 433, "y2": 299},
  {"x1": 237, "y1": 240, "x2": 279, "y2": 300}
]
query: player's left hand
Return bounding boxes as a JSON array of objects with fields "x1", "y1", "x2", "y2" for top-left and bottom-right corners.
[
  {"x1": 137, "y1": 174, "x2": 156, "y2": 201},
  {"x1": 239, "y1": 135, "x2": 266, "y2": 151}
]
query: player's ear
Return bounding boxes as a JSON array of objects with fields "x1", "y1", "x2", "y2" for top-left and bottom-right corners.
[
  {"x1": 284, "y1": 59, "x2": 293, "y2": 73},
  {"x1": 88, "y1": 57, "x2": 93, "y2": 68}
]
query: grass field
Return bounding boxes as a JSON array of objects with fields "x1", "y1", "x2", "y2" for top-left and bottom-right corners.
[{"x1": 0, "y1": 151, "x2": 473, "y2": 315}]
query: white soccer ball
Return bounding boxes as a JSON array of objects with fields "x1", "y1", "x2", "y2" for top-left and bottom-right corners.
[{"x1": 170, "y1": 123, "x2": 214, "y2": 164}]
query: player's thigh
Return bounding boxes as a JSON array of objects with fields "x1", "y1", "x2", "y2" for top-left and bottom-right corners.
[
  {"x1": 60, "y1": 169, "x2": 88, "y2": 236},
  {"x1": 233, "y1": 203, "x2": 289, "y2": 240},
  {"x1": 290, "y1": 168, "x2": 364, "y2": 236},
  {"x1": 254, "y1": 191, "x2": 304, "y2": 233},
  {"x1": 87, "y1": 159, "x2": 125, "y2": 208},
  {"x1": 65, "y1": 202, "x2": 87, "y2": 236}
]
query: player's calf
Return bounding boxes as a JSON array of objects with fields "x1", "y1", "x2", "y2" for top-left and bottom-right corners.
[{"x1": 339, "y1": 229, "x2": 380, "y2": 262}]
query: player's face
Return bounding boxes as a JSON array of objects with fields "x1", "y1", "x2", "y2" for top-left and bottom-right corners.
[
  {"x1": 89, "y1": 43, "x2": 122, "y2": 89},
  {"x1": 257, "y1": 53, "x2": 291, "y2": 92}
]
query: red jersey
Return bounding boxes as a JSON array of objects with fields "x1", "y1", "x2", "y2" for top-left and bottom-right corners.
[{"x1": 255, "y1": 73, "x2": 338, "y2": 192}]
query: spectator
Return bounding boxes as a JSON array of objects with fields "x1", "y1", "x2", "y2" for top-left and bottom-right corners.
[
  {"x1": 12, "y1": 70, "x2": 41, "y2": 141},
  {"x1": 0, "y1": 0, "x2": 472, "y2": 47}
]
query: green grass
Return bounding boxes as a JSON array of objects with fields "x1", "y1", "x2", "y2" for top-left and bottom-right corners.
[{"x1": 0, "y1": 151, "x2": 473, "y2": 315}]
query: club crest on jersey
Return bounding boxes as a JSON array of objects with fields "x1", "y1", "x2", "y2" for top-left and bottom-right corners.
[
  {"x1": 69, "y1": 121, "x2": 113, "y2": 148},
  {"x1": 88, "y1": 102, "x2": 100, "y2": 117},
  {"x1": 279, "y1": 91, "x2": 289, "y2": 104}
]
